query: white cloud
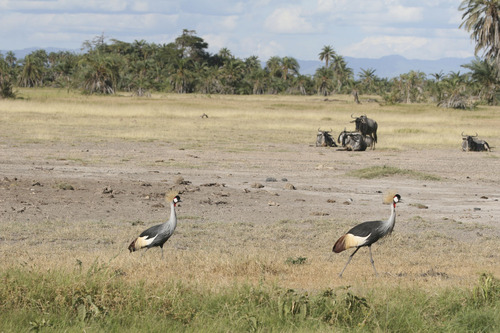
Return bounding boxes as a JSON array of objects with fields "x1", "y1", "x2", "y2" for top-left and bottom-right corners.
[
  {"x1": 203, "y1": 34, "x2": 229, "y2": 52},
  {"x1": 265, "y1": 6, "x2": 315, "y2": 33},
  {"x1": 256, "y1": 40, "x2": 283, "y2": 59},
  {"x1": 388, "y1": 5, "x2": 423, "y2": 23},
  {"x1": 131, "y1": 2, "x2": 149, "y2": 12},
  {"x1": 0, "y1": 0, "x2": 475, "y2": 60},
  {"x1": 343, "y1": 34, "x2": 474, "y2": 60},
  {"x1": 344, "y1": 35, "x2": 429, "y2": 59},
  {"x1": 218, "y1": 16, "x2": 238, "y2": 31},
  {"x1": 316, "y1": 0, "x2": 349, "y2": 12}
]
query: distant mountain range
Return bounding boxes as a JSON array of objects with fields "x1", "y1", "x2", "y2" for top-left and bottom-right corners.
[
  {"x1": 3, "y1": 47, "x2": 474, "y2": 79},
  {"x1": 299, "y1": 55, "x2": 474, "y2": 79}
]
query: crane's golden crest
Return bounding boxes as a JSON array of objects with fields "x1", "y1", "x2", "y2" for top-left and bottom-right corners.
[
  {"x1": 383, "y1": 189, "x2": 398, "y2": 204},
  {"x1": 165, "y1": 190, "x2": 179, "y2": 203}
]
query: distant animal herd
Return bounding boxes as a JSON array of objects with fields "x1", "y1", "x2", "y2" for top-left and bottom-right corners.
[{"x1": 316, "y1": 114, "x2": 492, "y2": 152}]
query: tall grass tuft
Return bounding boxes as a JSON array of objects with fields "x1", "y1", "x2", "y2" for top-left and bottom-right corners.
[{"x1": 1, "y1": 261, "x2": 499, "y2": 331}]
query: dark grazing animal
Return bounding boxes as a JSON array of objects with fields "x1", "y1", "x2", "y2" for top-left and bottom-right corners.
[
  {"x1": 337, "y1": 129, "x2": 367, "y2": 151},
  {"x1": 128, "y1": 192, "x2": 181, "y2": 258},
  {"x1": 363, "y1": 135, "x2": 375, "y2": 150},
  {"x1": 351, "y1": 114, "x2": 378, "y2": 145},
  {"x1": 316, "y1": 128, "x2": 337, "y2": 147},
  {"x1": 333, "y1": 194, "x2": 401, "y2": 277},
  {"x1": 461, "y1": 132, "x2": 490, "y2": 152}
]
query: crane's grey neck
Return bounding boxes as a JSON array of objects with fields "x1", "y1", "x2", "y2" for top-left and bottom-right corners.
[
  {"x1": 169, "y1": 201, "x2": 177, "y2": 224},
  {"x1": 382, "y1": 202, "x2": 397, "y2": 234},
  {"x1": 161, "y1": 201, "x2": 177, "y2": 233}
]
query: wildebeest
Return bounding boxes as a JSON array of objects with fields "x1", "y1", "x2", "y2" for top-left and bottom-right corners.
[
  {"x1": 351, "y1": 114, "x2": 378, "y2": 146},
  {"x1": 337, "y1": 129, "x2": 367, "y2": 151},
  {"x1": 461, "y1": 132, "x2": 490, "y2": 152},
  {"x1": 363, "y1": 134, "x2": 375, "y2": 150},
  {"x1": 316, "y1": 128, "x2": 337, "y2": 147}
]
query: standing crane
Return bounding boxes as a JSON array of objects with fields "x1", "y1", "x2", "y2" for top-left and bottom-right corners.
[
  {"x1": 333, "y1": 193, "x2": 401, "y2": 277},
  {"x1": 128, "y1": 191, "x2": 181, "y2": 258}
]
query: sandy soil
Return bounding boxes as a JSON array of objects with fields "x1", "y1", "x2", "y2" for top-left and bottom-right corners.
[{"x1": 1, "y1": 140, "x2": 499, "y2": 285}]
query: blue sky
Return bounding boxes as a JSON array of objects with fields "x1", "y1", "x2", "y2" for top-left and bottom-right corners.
[{"x1": 0, "y1": 0, "x2": 475, "y2": 61}]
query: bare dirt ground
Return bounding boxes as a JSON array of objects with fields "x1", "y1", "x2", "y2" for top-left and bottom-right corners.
[{"x1": 1, "y1": 140, "x2": 499, "y2": 289}]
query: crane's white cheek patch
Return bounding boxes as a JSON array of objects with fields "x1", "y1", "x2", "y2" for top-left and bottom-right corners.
[
  {"x1": 135, "y1": 235, "x2": 157, "y2": 249},
  {"x1": 344, "y1": 233, "x2": 370, "y2": 249}
]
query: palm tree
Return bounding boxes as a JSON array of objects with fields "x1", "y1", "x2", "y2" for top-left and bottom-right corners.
[
  {"x1": 438, "y1": 71, "x2": 472, "y2": 108},
  {"x1": 462, "y1": 57, "x2": 498, "y2": 104},
  {"x1": 330, "y1": 54, "x2": 353, "y2": 93},
  {"x1": 314, "y1": 66, "x2": 334, "y2": 96},
  {"x1": 5, "y1": 51, "x2": 16, "y2": 68},
  {"x1": 196, "y1": 62, "x2": 221, "y2": 94},
  {"x1": 428, "y1": 71, "x2": 445, "y2": 102},
  {"x1": 247, "y1": 67, "x2": 267, "y2": 95},
  {"x1": 168, "y1": 58, "x2": 193, "y2": 93},
  {"x1": 265, "y1": 56, "x2": 282, "y2": 78},
  {"x1": 394, "y1": 70, "x2": 427, "y2": 104},
  {"x1": 220, "y1": 58, "x2": 245, "y2": 94},
  {"x1": 359, "y1": 68, "x2": 377, "y2": 93},
  {"x1": 459, "y1": 0, "x2": 500, "y2": 67},
  {"x1": 218, "y1": 48, "x2": 233, "y2": 62},
  {"x1": 318, "y1": 45, "x2": 336, "y2": 68},
  {"x1": 0, "y1": 55, "x2": 16, "y2": 98},
  {"x1": 18, "y1": 53, "x2": 45, "y2": 87},
  {"x1": 280, "y1": 56, "x2": 299, "y2": 81},
  {"x1": 289, "y1": 74, "x2": 311, "y2": 95},
  {"x1": 79, "y1": 52, "x2": 123, "y2": 94}
]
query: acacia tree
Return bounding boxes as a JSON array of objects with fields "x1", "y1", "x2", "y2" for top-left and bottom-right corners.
[{"x1": 175, "y1": 29, "x2": 209, "y2": 63}]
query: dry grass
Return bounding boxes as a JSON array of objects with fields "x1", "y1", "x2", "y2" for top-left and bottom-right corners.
[
  {"x1": 1, "y1": 89, "x2": 499, "y2": 330},
  {"x1": 3, "y1": 214, "x2": 498, "y2": 293},
  {"x1": 2, "y1": 88, "x2": 499, "y2": 150}
]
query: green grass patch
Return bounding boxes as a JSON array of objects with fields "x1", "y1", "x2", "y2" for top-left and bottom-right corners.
[
  {"x1": 348, "y1": 165, "x2": 441, "y2": 180},
  {"x1": 0, "y1": 261, "x2": 499, "y2": 332}
]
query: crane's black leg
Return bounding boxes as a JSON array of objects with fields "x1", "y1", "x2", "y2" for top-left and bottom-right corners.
[
  {"x1": 160, "y1": 245, "x2": 164, "y2": 259},
  {"x1": 368, "y1": 246, "x2": 378, "y2": 276},
  {"x1": 339, "y1": 247, "x2": 360, "y2": 278}
]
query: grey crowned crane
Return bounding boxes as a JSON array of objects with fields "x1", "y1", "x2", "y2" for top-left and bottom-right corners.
[
  {"x1": 128, "y1": 191, "x2": 181, "y2": 258},
  {"x1": 333, "y1": 193, "x2": 401, "y2": 277}
]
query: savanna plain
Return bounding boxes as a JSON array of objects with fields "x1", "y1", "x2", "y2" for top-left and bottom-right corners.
[{"x1": 1, "y1": 89, "x2": 499, "y2": 332}]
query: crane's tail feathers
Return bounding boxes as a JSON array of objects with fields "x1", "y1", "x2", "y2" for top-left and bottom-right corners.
[
  {"x1": 165, "y1": 190, "x2": 179, "y2": 203},
  {"x1": 333, "y1": 233, "x2": 362, "y2": 253},
  {"x1": 128, "y1": 238, "x2": 138, "y2": 252},
  {"x1": 333, "y1": 235, "x2": 347, "y2": 253},
  {"x1": 128, "y1": 235, "x2": 155, "y2": 253}
]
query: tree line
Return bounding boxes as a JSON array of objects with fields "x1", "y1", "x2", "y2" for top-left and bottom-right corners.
[{"x1": 2, "y1": 0, "x2": 500, "y2": 109}]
